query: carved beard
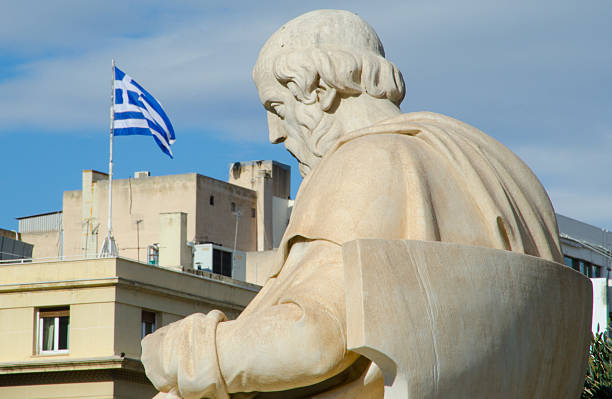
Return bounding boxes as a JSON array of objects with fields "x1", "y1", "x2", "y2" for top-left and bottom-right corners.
[{"x1": 293, "y1": 104, "x2": 337, "y2": 177}]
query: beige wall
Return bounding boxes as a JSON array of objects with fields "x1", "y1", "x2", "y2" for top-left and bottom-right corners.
[
  {"x1": 0, "y1": 381, "x2": 114, "y2": 399},
  {"x1": 81, "y1": 170, "x2": 108, "y2": 258},
  {"x1": 0, "y1": 284, "x2": 115, "y2": 362},
  {"x1": 20, "y1": 231, "x2": 61, "y2": 259},
  {"x1": 0, "y1": 257, "x2": 257, "y2": 363},
  {"x1": 22, "y1": 165, "x2": 295, "y2": 269},
  {"x1": 0, "y1": 246, "x2": 259, "y2": 399},
  {"x1": 62, "y1": 189, "x2": 82, "y2": 258},
  {"x1": 195, "y1": 175, "x2": 257, "y2": 251},
  {"x1": 0, "y1": 307, "x2": 35, "y2": 362},
  {"x1": 158, "y1": 212, "x2": 191, "y2": 270},
  {"x1": 62, "y1": 173, "x2": 199, "y2": 260},
  {"x1": 56, "y1": 172, "x2": 258, "y2": 266},
  {"x1": 0, "y1": 256, "x2": 117, "y2": 362},
  {"x1": 71, "y1": 302, "x2": 116, "y2": 358},
  {"x1": 229, "y1": 160, "x2": 291, "y2": 199},
  {"x1": 0, "y1": 379, "x2": 158, "y2": 399},
  {"x1": 229, "y1": 161, "x2": 292, "y2": 250},
  {"x1": 82, "y1": 173, "x2": 197, "y2": 262},
  {"x1": 0, "y1": 292, "x2": 115, "y2": 361}
]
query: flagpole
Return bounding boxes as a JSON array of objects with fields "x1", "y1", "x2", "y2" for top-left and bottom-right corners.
[{"x1": 100, "y1": 59, "x2": 118, "y2": 258}]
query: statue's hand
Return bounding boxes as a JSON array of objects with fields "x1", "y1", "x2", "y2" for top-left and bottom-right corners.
[{"x1": 142, "y1": 311, "x2": 229, "y2": 399}]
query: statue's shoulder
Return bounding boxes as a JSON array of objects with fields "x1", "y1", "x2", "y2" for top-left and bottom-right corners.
[
  {"x1": 327, "y1": 117, "x2": 423, "y2": 160},
  {"x1": 400, "y1": 111, "x2": 506, "y2": 148},
  {"x1": 322, "y1": 132, "x2": 424, "y2": 181},
  {"x1": 401, "y1": 111, "x2": 477, "y2": 128},
  {"x1": 330, "y1": 111, "x2": 484, "y2": 155},
  {"x1": 395, "y1": 112, "x2": 499, "y2": 146}
]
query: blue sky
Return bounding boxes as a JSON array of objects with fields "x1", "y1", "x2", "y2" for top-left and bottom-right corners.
[{"x1": 1, "y1": 1, "x2": 611, "y2": 230}]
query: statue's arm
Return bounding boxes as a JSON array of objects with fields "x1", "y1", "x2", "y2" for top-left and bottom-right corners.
[
  {"x1": 217, "y1": 239, "x2": 360, "y2": 394},
  {"x1": 142, "y1": 240, "x2": 359, "y2": 398}
]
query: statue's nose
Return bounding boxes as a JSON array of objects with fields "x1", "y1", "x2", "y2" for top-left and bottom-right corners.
[{"x1": 267, "y1": 112, "x2": 287, "y2": 144}]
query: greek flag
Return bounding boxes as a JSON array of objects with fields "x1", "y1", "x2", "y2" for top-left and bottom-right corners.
[{"x1": 113, "y1": 66, "x2": 175, "y2": 158}]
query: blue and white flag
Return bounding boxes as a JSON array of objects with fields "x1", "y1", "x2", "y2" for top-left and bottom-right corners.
[{"x1": 113, "y1": 66, "x2": 176, "y2": 158}]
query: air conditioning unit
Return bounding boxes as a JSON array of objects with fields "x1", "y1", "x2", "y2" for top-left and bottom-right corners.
[
  {"x1": 192, "y1": 243, "x2": 246, "y2": 281},
  {"x1": 134, "y1": 171, "x2": 151, "y2": 179}
]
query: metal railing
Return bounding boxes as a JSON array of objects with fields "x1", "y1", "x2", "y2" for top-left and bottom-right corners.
[
  {"x1": 560, "y1": 233, "x2": 612, "y2": 261},
  {"x1": 0, "y1": 254, "x2": 110, "y2": 265}
]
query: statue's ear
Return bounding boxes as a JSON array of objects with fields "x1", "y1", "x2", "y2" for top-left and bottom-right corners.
[{"x1": 316, "y1": 80, "x2": 337, "y2": 112}]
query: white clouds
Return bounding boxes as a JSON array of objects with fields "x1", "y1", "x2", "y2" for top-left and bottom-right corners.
[
  {"x1": 0, "y1": 0, "x2": 611, "y2": 226},
  {"x1": 0, "y1": 6, "x2": 273, "y2": 140},
  {"x1": 2, "y1": 0, "x2": 609, "y2": 142}
]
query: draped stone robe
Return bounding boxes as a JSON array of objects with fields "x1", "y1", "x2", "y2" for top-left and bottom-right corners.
[{"x1": 141, "y1": 112, "x2": 563, "y2": 399}]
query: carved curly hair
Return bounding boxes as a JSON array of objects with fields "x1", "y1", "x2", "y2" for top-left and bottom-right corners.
[{"x1": 271, "y1": 47, "x2": 405, "y2": 107}]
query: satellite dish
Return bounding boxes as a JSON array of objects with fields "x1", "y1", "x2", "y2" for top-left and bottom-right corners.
[{"x1": 231, "y1": 162, "x2": 242, "y2": 179}]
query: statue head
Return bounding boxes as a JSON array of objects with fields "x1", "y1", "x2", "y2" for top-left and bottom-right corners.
[{"x1": 253, "y1": 10, "x2": 405, "y2": 176}]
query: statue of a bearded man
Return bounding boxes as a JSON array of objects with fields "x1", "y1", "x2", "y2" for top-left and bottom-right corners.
[{"x1": 141, "y1": 9, "x2": 566, "y2": 399}]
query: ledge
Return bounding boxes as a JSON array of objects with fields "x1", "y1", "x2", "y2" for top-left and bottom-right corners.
[{"x1": 0, "y1": 356, "x2": 144, "y2": 374}]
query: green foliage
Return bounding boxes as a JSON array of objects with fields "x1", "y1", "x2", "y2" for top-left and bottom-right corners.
[{"x1": 582, "y1": 327, "x2": 612, "y2": 399}]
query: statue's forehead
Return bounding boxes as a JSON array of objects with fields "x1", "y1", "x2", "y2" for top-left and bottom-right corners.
[
  {"x1": 253, "y1": 69, "x2": 285, "y2": 104},
  {"x1": 257, "y1": 84, "x2": 280, "y2": 104},
  {"x1": 253, "y1": 52, "x2": 287, "y2": 98}
]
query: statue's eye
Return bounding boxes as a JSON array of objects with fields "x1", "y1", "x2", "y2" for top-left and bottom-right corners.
[{"x1": 268, "y1": 101, "x2": 284, "y2": 118}]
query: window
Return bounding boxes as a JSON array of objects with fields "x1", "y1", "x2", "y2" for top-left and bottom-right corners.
[
  {"x1": 578, "y1": 260, "x2": 598, "y2": 277},
  {"x1": 209, "y1": 195, "x2": 215, "y2": 206},
  {"x1": 231, "y1": 202, "x2": 236, "y2": 212},
  {"x1": 579, "y1": 260, "x2": 588, "y2": 276},
  {"x1": 37, "y1": 307, "x2": 69, "y2": 354},
  {"x1": 564, "y1": 255, "x2": 604, "y2": 278},
  {"x1": 251, "y1": 208, "x2": 256, "y2": 218},
  {"x1": 586, "y1": 264, "x2": 602, "y2": 278},
  {"x1": 142, "y1": 310, "x2": 157, "y2": 338}
]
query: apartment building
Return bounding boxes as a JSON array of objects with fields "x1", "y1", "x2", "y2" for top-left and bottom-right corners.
[{"x1": 0, "y1": 256, "x2": 258, "y2": 398}]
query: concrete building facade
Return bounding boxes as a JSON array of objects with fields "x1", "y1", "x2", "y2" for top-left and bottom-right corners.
[
  {"x1": 0, "y1": 161, "x2": 290, "y2": 397},
  {"x1": 65, "y1": 171, "x2": 259, "y2": 261},
  {"x1": 556, "y1": 213, "x2": 612, "y2": 332},
  {"x1": 228, "y1": 160, "x2": 293, "y2": 251},
  {"x1": 0, "y1": 257, "x2": 258, "y2": 398},
  {"x1": 16, "y1": 160, "x2": 292, "y2": 276}
]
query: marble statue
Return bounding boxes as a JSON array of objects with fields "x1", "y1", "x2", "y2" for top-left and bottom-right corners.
[{"x1": 141, "y1": 10, "x2": 592, "y2": 399}]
